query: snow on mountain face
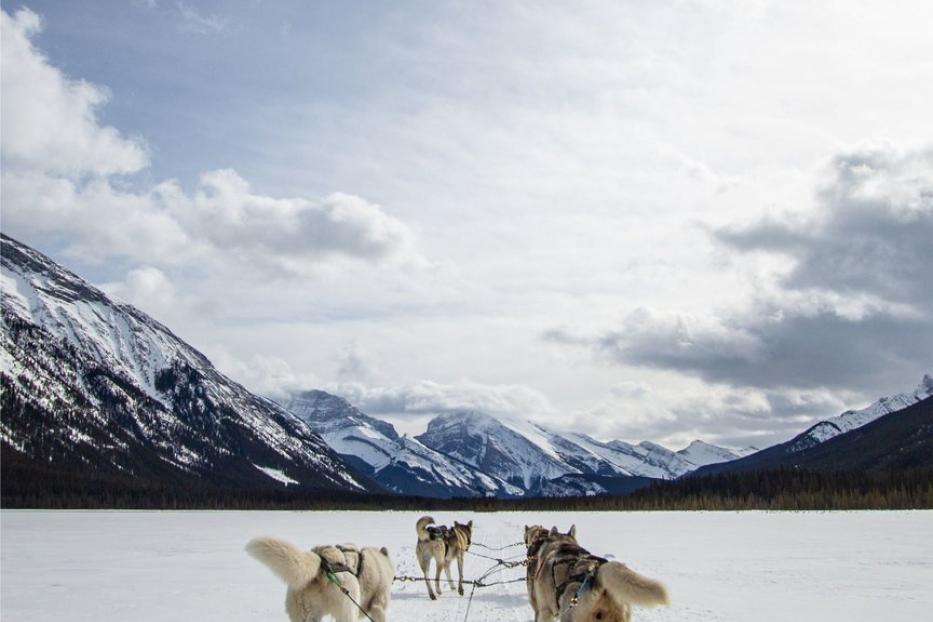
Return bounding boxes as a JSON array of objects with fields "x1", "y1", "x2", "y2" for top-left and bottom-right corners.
[
  {"x1": 0, "y1": 234, "x2": 371, "y2": 493},
  {"x1": 284, "y1": 390, "x2": 400, "y2": 470},
  {"x1": 676, "y1": 440, "x2": 746, "y2": 467},
  {"x1": 413, "y1": 410, "x2": 743, "y2": 489},
  {"x1": 416, "y1": 411, "x2": 574, "y2": 490},
  {"x1": 282, "y1": 392, "x2": 522, "y2": 498},
  {"x1": 788, "y1": 375, "x2": 933, "y2": 453},
  {"x1": 544, "y1": 432, "x2": 693, "y2": 479},
  {"x1": 282, "y1": 387, "x2": 760, "y2": 495}
]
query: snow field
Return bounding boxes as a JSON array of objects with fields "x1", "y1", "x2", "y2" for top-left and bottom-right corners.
[{"x1": 1, "y1": 510, "x2": 931, "y2": 621}]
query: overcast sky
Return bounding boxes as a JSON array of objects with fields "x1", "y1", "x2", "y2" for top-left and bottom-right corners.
[{"x1": 2, "y1": 1, "x2": 931, "y2": 449}]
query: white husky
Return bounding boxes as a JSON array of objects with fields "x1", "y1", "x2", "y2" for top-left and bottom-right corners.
[{"x1": 246, "y1": 537, "x2": 394, "y2": 622}]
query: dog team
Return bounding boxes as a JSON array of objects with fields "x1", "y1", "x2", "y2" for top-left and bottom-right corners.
[{"x1": 247, "y1": 515, "x2": 668, "y2": 622}]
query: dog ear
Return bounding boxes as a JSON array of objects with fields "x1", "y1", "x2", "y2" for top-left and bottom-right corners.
[
  {"x1": 468, "y1": 520, "x2": 473, "y2": 528},
  {"x1": 380, "y1": 547, "x2": 390, "y2": 556},
  {"x1": 568, "y1": 524, "x2": 576, "y2": 538},
  {"x1": 550, "y1": 526, "x2": 559, "y2": 536}
]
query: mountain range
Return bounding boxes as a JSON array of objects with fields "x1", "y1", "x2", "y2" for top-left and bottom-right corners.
[
  {"x1": 694, "y1": 376, "x2": 933, "y2": 477},
  {"x1": 0, "y1": 233, "x2": 374, "y2": 494},
  {"x1": 1, "y1": 233, "x2": 929, "y2": 502},
  {"x1": 285, "y1": 389, "x2": 757, "y2": 497}
]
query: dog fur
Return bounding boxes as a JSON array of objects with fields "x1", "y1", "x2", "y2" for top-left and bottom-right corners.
[
  {"x1": 525, "y1": 524, "x2": 577, "y2": 614},
  {"x1": 529, "y1": 529, "x2": 668, "y2": 622},
  {"x1": 415, "y1": 515, "x2": 473, "y2": 599},
  {"x1": 246, "y1": 536, "x2": 394, "y2": 622}
]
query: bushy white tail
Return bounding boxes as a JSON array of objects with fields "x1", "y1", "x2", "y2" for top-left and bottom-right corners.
[
  {"x1": 246, "y1": 537, "x2": 321, "y2": 590},
  {"x1": 416, "y1": 516, "x2": 435, "y2": 541},
  {"x1": 597, "y1": 562, "x2": 670, "y2": 607}
]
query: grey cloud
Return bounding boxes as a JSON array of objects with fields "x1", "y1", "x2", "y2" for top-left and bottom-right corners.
[
  {"x1": 549, "y1": 145, "x2": 933, "y2": 397},
  {"x1": 598, "y1": 303, "x2": 931, "y2": 393},
  {"x1": 569, "y1": 382, "x2": 850, "y2": 449},
  {"x1": 717, "y1": 147, "x2": 933, "y2": 308}
]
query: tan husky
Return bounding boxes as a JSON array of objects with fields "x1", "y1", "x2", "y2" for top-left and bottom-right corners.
[
  {"x1": 246, "y1": 537, "x2": 394, "y2": 622},
  {"x1": 525, "y1": 524, "x2": 578, "y2": 614},
  {"x1": 415, "y1": 515, "x2": 473, "y2": 599},
  {"x1": 529, "y1": 530, "x2": 668, "y2": 622}
]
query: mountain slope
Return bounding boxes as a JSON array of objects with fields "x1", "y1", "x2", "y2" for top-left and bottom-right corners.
[
  {"x1": 695, "y1": 376, "x2": 933, "y2": 476},
  {"x1": 677, "y1": 440, "x2": 753, "y2": 467},
  {"x1": 0, "y1": 234, "x2": 374, "y2": 494},
  {"x1": 415, "y1": 411, "x2": 574, "y2": 490},
  {"x1": 283, "y1": 391, "x2": 523, "y2": 497},
  {"x1": 694, "y1": 396, "x2": 933, "y2": 475},
  {"x1": 779, "y1": 396, "x2": 933, "y2": 472},
  {"x1": 413, "y1": 409, "x2": 749, "y2": 487},
  {"x1": 786, "y1": 375, "x2": 933, "y2": 452}
]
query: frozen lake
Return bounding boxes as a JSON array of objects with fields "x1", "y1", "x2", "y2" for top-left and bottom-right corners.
[{"x1": 2, "y1": 510, "x2": 931, "y2": 621}]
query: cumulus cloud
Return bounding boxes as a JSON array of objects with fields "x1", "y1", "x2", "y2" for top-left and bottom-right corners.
[
  {"x1": 335, "y1": 343, "x2": 378, "y2": 383},
  {"x1": 101, "y1": 266, "x2": 177, "y2": 307},
  {"x1": 208, "y1": 350, "x2": 323, "y2": 400},
  {"x1": 99, "y1": 266, "x2": 190, "y2": 324},
  {"x1": 0, "y1": 8, "x2": 148, "y2": 177},
  {"x1": 171, "y1": 170, "x2": 418, "y2": 272},
  {"x1": 1, "y1": 170, "x2": 196, "y2": 265},
  {"x1": 0, "y1": 7, "x2": 420, "y2": 276}
]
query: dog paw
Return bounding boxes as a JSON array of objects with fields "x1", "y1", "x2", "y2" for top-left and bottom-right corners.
[
  {"x1": 458, "y1": 586, "x2": 464, "y2": 596},
  {"x1": 429, "y1": 593, "x2": 437, "y2": 601}
]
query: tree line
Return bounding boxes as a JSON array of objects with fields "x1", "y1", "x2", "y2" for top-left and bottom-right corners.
[{"x1": 3, "y1": 453, "x2": 931, "y2": 510}]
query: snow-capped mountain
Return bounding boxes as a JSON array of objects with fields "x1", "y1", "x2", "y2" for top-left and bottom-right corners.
[
  {"x1": 283, "y1": 391, "x2": 522, "y2": 498},
  {"x1": 693, "y1": 375, "x2": 933, "y2": 477},
  {"x1": 0, "y1": 234, "x2": 373, "y2": 493},
  {"x1": 411, "y1": 410, "x2": 748, "y2": 494},
  {"x1": 788, "y1": 375, "x2": 933, "y2": 452},
  {"x1": 415, "y1": 411, "x2": 572, "y2": 491},
  {"x1": 677, "y1": 440, "x2": 754, "y2": 467}
]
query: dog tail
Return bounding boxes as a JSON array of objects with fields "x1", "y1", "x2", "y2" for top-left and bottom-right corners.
[
  {"x1": 416, "y1": 515, "x2": 435, "y2": 541},
  {"x1": 246, "y1": 537, "x2": 322, "y2": 590},
  {"x1": 597, "y1": 561, "x2": 670, "y2": 607}
]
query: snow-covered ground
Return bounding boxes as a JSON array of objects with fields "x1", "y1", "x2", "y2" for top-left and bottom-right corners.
[{"x1": 2, "y1": 510, "x2": 931, "y2": 621}]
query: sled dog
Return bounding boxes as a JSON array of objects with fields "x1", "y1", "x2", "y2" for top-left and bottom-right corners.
[
  {"x1": 530, "y1": 529, "x2": 668, "y2": 622},
  {"x1": 525, "y1": 524, "x2": 577, "y2": 614},
  {"x1": 246, "y1": 537, "x2": 394, "y2": 622},
  {"x1": 415, "y1": 515, "x2": 473, "y2": 599}
]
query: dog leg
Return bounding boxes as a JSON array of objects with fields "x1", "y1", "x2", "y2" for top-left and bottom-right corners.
[
  {"x1": 418, "y1": 556, "x2": 437, "y2": 600},
  {"x1": 434, "y1": 562, "x2": 443, "y2": 596},
  {"x1": 444, "y1": 559, "x2": 456, "y2": 591},
  {"x1": 367, "y1": 603, "x2": 387, "y2": 622},
  {"x1": 456, "y1": 554, "x2": 465, "y2": 596},
  {"x1": 527, "y1": 577, "x2": 538, "y2": 612},
  {"x1": 333, "y1": 602, "x2": 356, "y2": 622},
  {"x1": 366, "y1": 591, "x2": 389, "y2": 622}
]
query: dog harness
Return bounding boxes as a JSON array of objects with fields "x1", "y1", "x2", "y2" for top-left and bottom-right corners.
[
  {"x1": 321, "y1": 545, "x2": 365, "y2": 583},
  {"x1": 426, "y1": 524, "x2": 471, "y2": 557},
  {"x1": 544, "y1": 542, "x2": 608, "y2": 612},
  {"x1": 525, "y1": 536, "x2": 548, "y2": 584}
]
